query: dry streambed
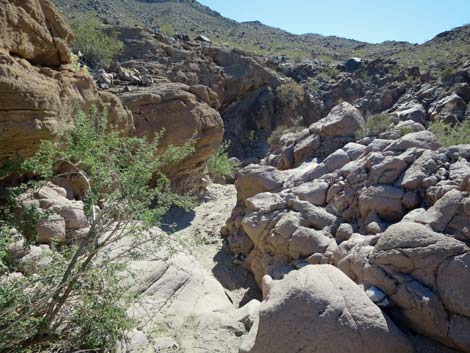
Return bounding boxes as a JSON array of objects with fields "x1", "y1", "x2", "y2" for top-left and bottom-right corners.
[{"x1": 117, "y1": 183, "x2": 260, "y2": 353}]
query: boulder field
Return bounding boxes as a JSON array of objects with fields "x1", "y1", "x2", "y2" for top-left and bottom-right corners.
[{"x1": 223, "y1": 101, "x2": 470, "y2": 352}]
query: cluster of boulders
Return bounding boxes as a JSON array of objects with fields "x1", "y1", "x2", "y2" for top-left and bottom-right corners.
[
  {"x1": 274, "y1": 54, "x2": 470, "y2": 134},
  {"x1": 95, "y1": 65, "x2": 154, "y2": 89},
  {"x1": 3, "y1": 183, "x2": 89, "y2": 277},
  {"x1": 224, "y1": 101, "x2": 470, "y2": 352}
]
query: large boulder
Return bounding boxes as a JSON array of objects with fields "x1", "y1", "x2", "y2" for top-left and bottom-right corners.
[
  {"x1": 309, "y1": 102, "x2": 364, "y2": 138},
  {"x1": 0, "y1": 0, "x2": 72, "y2": 65},
  {"x1": 120, "y1": 82, "x2": 224, "y2": 195},
  {"x1": 234, "y1": 165, "x2": 286, "y2": 202},
  {"x1": 240, "y1": 265, "x2": 414, "y2": 353},
  {"x1": 430, "y1": 93, "x2": 467, "y2": 124},
  {"x1": 359, "y1": 185, "x2": 405, "y2": 222},
  {"x1": 384, "y1": 130, "x2": 441, "y2": 152}
]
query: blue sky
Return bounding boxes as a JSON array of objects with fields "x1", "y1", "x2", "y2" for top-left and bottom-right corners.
[{"x1": 198, "y1": 0, "x2": 470, "y2": 44}]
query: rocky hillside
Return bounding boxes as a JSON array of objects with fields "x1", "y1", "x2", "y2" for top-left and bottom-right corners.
[
  {"x1": 52, "y1": 0, "x2": 469, "y2": 68},
  {"x1": 50, "y1": 0, "x2": 411, "y2": 61}
]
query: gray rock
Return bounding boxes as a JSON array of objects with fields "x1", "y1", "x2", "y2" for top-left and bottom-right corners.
[
  {"x1": 385, "y1": 131, "x2": 441, "y2": 152},
  {"x1": 369, "y1": 155, "x2": 408, "y2": 184},
  {"x1": 289, "y1": 227, "x2": 336, "y2": 259},
  {"x1": 290, "y1": 199, "x2": 338, "y2": 231},
  {"x1": 336, "y1": 223, "x2": 354, "y2": 242},
  {"x1": 309, "y1": 102, "x2": 365, "y2": 138},
  {"x1": 324, "y1": 148, "x2": 351, "y2": 172},
  {"x1": 401, "y1": 150, "x2": 440, "y2": 190},
  {"x1": 245, "y1": 192, "x2": 287, "y2": 214},
  {"x1": 343, "y1": 142, "x2": 366, "y2": 160},
  {"x1": 240, "y1": 265, "x2": 414, "y2": 353},
  {"x1": 415, "y1": 189, "x2": 464, "y2": 232},
  {"x1": 394, "y1": 101, "x2": 427, "y2": 124},
  {"x1": 292, "y1": 180, "x2": 329, "y2": 206},
  {"x1": 359, "y1": 185, "x2": 405, "y2": 222},
  {"x1": 293, "y1": 134, "x2": 320, "y2": 165}
]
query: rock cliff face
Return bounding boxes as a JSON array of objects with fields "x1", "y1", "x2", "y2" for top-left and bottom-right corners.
[
  {"x1": 0, "y1": 0, "x2": 73, "y2": 66},
  {"x1": 0, "y1": 0, "x2": 133, "y2": 166}
]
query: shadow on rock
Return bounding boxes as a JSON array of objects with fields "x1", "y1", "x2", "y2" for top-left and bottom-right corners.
[
  {"x1": 212, "y1": 242, "x2": 261, "y2": 307},
  {"x1": 160, "y1": 206, "x2": 196, "y2": 233}
]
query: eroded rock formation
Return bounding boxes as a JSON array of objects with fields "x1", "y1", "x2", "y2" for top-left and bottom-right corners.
[{"x1": 0, "y1": 0, "x2": 132, "y2": 165}]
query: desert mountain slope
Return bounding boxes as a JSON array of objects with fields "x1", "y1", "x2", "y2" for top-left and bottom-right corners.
[{"x1": 51, "y1": 0, "x2": 416, "y2": 61}]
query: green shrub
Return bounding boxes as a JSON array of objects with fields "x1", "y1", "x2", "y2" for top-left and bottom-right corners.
[
  {"x1": 429, "y1": 118, "x2": 470, "y2": 147},
  {"x1": 208, "y1": 141, "x2": 239, "y2": 177},
  {"x1": 399, "y1": 127, "x2": 414, "y2": 137},
  {"x1": 0, "y1": 107, "x2": 193, "y2": 352},
  {"x1": 356, "y1": 113, "x2": 393, "y2": 138},
  {"x1": 71, "y1": 15, "x2": 124, "y2": 67},
  {"x1": 160, "y1": 23, "x2": 176, "y2": 36},
  {"x1": 440, "y1": 66, "x2": 454, "y2": 79}
]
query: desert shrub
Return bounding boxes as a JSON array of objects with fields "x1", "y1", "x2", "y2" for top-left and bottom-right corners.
[
  {"x1": 276, "y1": 82, "x2": 305, "y2": 110},
  {"x1": 70, "y1": 53, "x2": 89, "y2": 74},
  {"x1": 399, "y1": 127, "x2": 415, "y2": 137},
  {"x1": 277, "y1": 82, "x2": 305, "y2": 100},
  {"x1": 160, "y1": 23, "x2": 176, "y2": 36},
  {"x1": 0, "y1": 107, "x2": 193, "y2": 352},
  {"x1": 356, "y1": 113, "x2": 393, "y2": 138},
  {"x1": 429, "y1": 118, "x2": 470, "y2": 147},
  {"x1": 71, "y1": 15, "x2": 124, "y2": 67},
  {"x1": 292, "y1": 55, "x2": 303, "y2": 64},
  {"x1": 208, "y1": 141, "x2": 239, "y2": 177},
  {"x1": 440, "y1": 66, "x2": 454, "y2": 79}
]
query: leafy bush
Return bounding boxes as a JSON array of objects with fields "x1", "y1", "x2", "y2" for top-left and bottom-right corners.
[
  {"x1": 429, "y1": 118, "x2": 470, "y2": 147},
  {"x1": 208, "y1": 141, "x2": 239, "y2": 177},
  {"x1": 160, "y1": 23, "x2": 176, "y2": 36},
  {"x1": 356, "y1": 113, "x2": 393, "y2": 138},
  {"x1": 0, "y1": 107, "x2": 193, "y2": 352},
  {"x1": 71, "y1": 15, "x2": 124, "y2": 67},
  {"x1": 399, "y1": 127, "x2": 415, "y2": 137}
]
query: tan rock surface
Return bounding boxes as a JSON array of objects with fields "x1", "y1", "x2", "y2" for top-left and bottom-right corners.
[
  {"x1": 0, "y1": 0, "x2": 73, "y2": 65},
  {"x1": 120, "y1": 82, "x2": 224, "y2": 195}
]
